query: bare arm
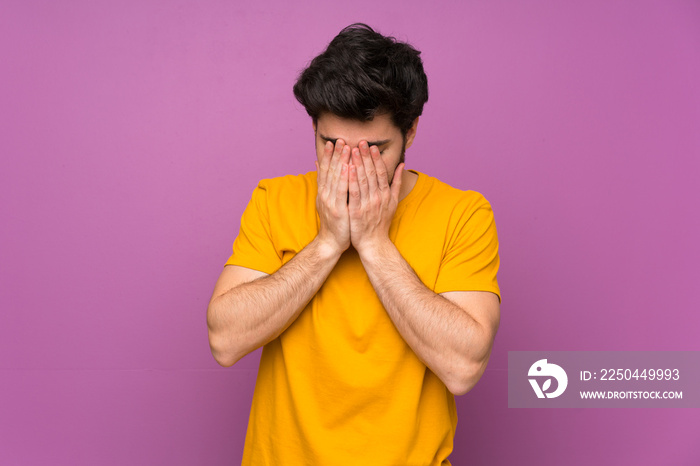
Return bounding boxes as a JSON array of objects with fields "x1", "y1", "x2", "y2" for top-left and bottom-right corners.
[
  {"x1": 207, "y1": 236, "x2": 342, "y2": 366},
  {"x1": 207, "y1": 139, "x2": 352, "y2": 367},
  {"x1": 347, "y1": 141, "x2": 500, "y2": 395},
  {"x1": 358, "y1": 238, "x2": 500, "y2": 395}
]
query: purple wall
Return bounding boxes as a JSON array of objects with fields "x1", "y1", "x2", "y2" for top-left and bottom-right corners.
[{"x1": 1, "y1": 1, "x2": 698, "y2": 464}]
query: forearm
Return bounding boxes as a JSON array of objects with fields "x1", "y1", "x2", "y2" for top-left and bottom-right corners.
[
  {"x1": 208, "y1": 236, "x2": 341, "y2": 366},
  {"x1": 359, "y1": 239, "x2": 490, "y2": 395}
]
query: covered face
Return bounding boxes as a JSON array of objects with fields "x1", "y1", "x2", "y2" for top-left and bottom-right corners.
[{"x1": 313, "y1": 113, "x2": 418, "y2": 185}]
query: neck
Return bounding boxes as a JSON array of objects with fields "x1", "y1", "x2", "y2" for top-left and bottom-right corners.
[{"x1": 398, "y1": 169, "x2": 418, "y2": 202}]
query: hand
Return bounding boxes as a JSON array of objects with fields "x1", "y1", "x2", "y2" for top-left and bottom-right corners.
[
  {"x1": 348, "y1": 140, "x2": 404, "y2": 255},
  {"x1": 315, "y1": 139, "x2": 351, "y2": 255}
]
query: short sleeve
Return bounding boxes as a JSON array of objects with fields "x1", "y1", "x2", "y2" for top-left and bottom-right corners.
[
  {"x1": 224, "y1": 182, "x2": 282, "y2": 274},
  {"x1": 433, "y1": 195, "x2": 501, "y2": 303}
]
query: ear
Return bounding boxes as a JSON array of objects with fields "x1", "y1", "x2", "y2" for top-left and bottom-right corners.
[
  {"x1": 404, "y1": 117, "x2": 419, "y2": 149},
  {"x1": 312, "y1": 119, "x2": 317, "y2": 133}
]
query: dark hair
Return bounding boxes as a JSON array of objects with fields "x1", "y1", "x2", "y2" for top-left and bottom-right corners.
[{"x1": 293, "y1": 23, "x2": 428, "y2": 136}]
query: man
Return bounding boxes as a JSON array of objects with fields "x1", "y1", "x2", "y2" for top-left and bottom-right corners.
[{"x1": 207, "y1": 23, "x2": 501, "y2": 465}]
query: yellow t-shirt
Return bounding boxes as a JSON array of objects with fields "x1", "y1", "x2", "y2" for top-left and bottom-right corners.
[{"x1": 225, "y1": 169, "x2": 500, "y2": 466}]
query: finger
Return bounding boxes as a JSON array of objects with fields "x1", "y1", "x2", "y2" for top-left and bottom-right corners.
[
  {"x1": 329, "y1": 145, "x2": 350, "y2": 203},
  {"x1": 336, "y1": 163, "x2": 349, "y2": 211},
  {"x1": 315, "y1": 160, "x2": 320, "y2": 192},
  {"x1": 390, "y1": 163, "x2": 404, "y2": 201},
  {"x1": 339, "y1": 144, "x2": 352, "y2": 204},
  {"x1": 370, "y1": 145, "x2": 390, "y2": 192},
  {"x1": 328, "y1": 139, "x2": 345, "y2": 183},
  {"x1": 348, "y1": 164, "x2": 360, "y2": 212},
  {"x1": 326, "y1": 141, "x2": 343, "y2": 198},
  {"x1": 352, "y1": 148, "x2": 369, "y2": 205},
  {"x1": 339, "y1": 141, "x2": 351, "y2": 166},
  {"x1": 318, "y1": 141, "x2": 333, "y2": 189},
  {"x1": 359, "y1": 141, "x2": 378, "y2": 195}
]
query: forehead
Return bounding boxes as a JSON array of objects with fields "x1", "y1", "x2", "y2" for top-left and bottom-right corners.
[{"x1": 315, "y1": 113, "x2": 399, "y2": 146}]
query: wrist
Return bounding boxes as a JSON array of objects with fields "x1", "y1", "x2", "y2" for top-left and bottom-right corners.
[
  {"x1": 355, "y1": 236, "x2": 394, "y2": 263},
  {"x1": 313, "y1": 233, "x2": 346, "y2": 260}
]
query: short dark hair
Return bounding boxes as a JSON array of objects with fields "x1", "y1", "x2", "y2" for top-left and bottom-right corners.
[{"x1": 293, "y1": 23, "x2": 429, "y2": 136}]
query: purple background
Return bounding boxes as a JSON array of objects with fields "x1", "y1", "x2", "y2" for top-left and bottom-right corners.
[{"x1": 1, "y1": 1, "x2": 698, "y2": 464}]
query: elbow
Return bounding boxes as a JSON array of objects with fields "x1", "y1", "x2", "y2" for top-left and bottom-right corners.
[
  {"x1": 448, "y1": 368, "x2": 482, "y2": 396},
  {"x1": 449, "y1": 321, "x2": 499, "y2": 396},
  {"x1": 447, "y1": 353, "x2": 492, "y2": 397},
  {"x1": 215, "y1": 357, "x2": 237, "y2": 367},
  {"x1": 447, "y1": 365, "x2": 484, "y2": 397},
  {"x1": 208, "y1": 333, "x2": 241, "y2": 367},
  {"x1": 207, "y1": 301, "x2": 240, "y2": 368},
  {"x1": 212, "y1": 353, "x2": 237, "y2": 368}
]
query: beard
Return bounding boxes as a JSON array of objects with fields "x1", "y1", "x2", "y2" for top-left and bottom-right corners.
[{"x1": 387, "y1": 136, "x2": 407, "y2": 185}]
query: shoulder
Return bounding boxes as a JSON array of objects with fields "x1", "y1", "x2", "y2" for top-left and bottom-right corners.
[
  {"x1": 257, "y1": 170, "x2": 316, "y2": 189},
  {"x1": 253, "y1": 170, "x2": 318, "y2": 201},
  {"x1": 416, "y1": 171, "x2": 493, "y2": 215},
  {"x1": 248, "y1": 172, "x2": 319, "y2": 231}
]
